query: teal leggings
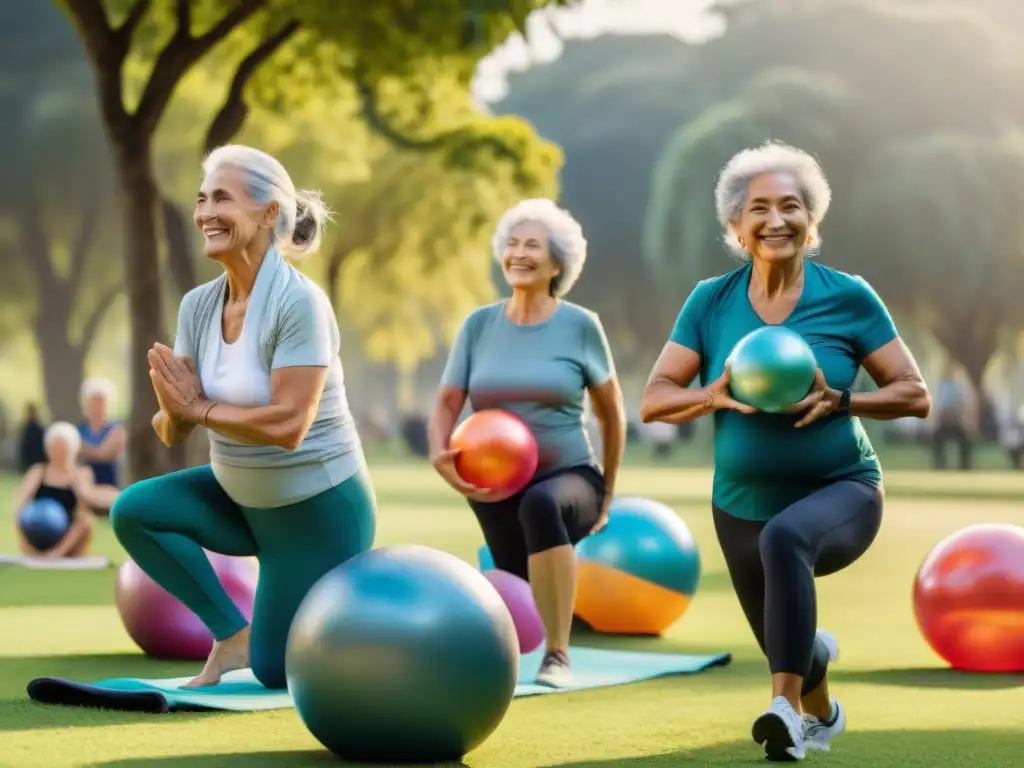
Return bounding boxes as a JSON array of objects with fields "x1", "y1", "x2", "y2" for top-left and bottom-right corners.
[{"x1": 110, "y1": 464, "x2": 376, "y2": 688}]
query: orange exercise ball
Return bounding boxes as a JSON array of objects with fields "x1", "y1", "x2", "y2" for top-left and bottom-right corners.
[
  {"x1": 913, "y1": 523, "x2": 1024, "y2": 673},
  {"x1": 450, "y1": 410, "x2": 538, "y2": 502}
]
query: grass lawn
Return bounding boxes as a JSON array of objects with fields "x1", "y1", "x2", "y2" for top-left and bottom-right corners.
[{"x1": 1, "y1": 460, "x2": 1023, "y2": 767}]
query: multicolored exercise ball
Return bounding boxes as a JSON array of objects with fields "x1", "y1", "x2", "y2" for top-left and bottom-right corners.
[
  {"x1": 913, "y1": 523, "x2": 1024, "y2": 673},
  {"x1": 450, "y1": 409, "x2": 539, "y2": 501},
  {"x1": 115, "y1": 552, "x2": 258, "y2": 660},
  {"x1": 575, "y1": 497, "x2": 701, "y2": 635},
  {"x1": 286, "y1": 545, "x2": 519, "y2": 763},
  {"x1": 727, "y1": 325, "x2": 817, "y2": 412}
]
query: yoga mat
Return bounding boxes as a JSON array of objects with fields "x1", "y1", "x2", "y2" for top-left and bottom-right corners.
[
  {"x1": 27, "y1": 647, "x2": 731, "y2": 713},
  {"x1": 0, "y1": 554, "x2": 112, "y2": 570}
]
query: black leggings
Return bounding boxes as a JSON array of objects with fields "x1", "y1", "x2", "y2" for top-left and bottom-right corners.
[
  {"x1": 714, "y1": 479, "x2": 883, "y2": 695},
  {"x1": 470, "y1": 465, "x2": 606, "y2": 581}
]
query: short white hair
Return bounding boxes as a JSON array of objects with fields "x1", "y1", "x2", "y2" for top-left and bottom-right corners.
[
  {"x1": 714, "y1": 141, "x2": 832, "y2": 259},
  {"x1": 491, "y1": 199, "x2": 588, "y2": 296},
  {"x1": 202, "y1": 144, "x2": 330, "y2": 260},
  {"x1": 80, "y1": 377, "x2": 116, "y2": 409},
  {"x1": 45, "y1": 421, "x2": 81, "y2": 458}
]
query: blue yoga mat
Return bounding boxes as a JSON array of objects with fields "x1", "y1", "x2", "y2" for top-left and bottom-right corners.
[{"x1": 27, "y1": 647, "x2": 731, "y2": 713}]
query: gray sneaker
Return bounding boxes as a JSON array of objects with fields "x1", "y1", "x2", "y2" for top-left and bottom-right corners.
[
  {"x1": 804, "y1": 699, "x2": 846, "y2": 751},
  {"x1": 535, "y1": 650, "x2": 572, "y2": 688}
]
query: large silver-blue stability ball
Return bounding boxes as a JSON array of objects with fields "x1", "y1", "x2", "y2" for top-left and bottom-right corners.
[{"x1": 286, "y1": 544, "x2": 520, "y2": 763}]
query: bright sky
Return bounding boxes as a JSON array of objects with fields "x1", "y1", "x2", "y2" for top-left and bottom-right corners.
[{"x1": 472, "y1": 0, "x2": 724, "y2": 104}]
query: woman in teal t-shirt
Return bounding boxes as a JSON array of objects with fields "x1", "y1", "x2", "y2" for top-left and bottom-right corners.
[
  {"x1": 430, "y1": 199, "x2": 627, "y2": 689},
  {"x1": 641, "y1": 142, "x2": 931, "y2": 762}
]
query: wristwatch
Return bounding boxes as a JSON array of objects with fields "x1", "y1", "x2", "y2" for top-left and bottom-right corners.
[{"x1": 837, "y1": 388, "x2": 852, "y2": 414}]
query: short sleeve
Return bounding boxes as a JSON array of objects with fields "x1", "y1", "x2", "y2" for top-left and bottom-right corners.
[
  {"x1": 172, "y1": 292, "x2": 195, "y2": 359},
  {"x1": 852, "y1": 277, "x2": 898, "y2": 358},
  {"x1": 668, "y1": 279, "x2": 713, "y2": 356},
  {"x1": 582, "y1": 312, "x2": 615, "y2": 387},
  {"x1": 271, "y1": 292, "x2": 335, "y2": 369},
  {"x1": 439, "y1": 313, "x2": 477, "y2": 391}
]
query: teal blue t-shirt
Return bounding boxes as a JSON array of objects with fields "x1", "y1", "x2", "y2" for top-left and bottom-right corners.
[
  {"x1": 669, "y1": 261, "x2": 898, "y2": 521},
  {"x1": 440, "y1": 300, "x2": 615, "y2": 478}
]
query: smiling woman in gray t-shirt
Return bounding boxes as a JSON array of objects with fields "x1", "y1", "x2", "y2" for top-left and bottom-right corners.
[
  {"x1": 429, "y1": 198, "x2": 627, "y2": 689},
  {"x1": 110, "y1": 144, "x2": 375, "y2": 692}
]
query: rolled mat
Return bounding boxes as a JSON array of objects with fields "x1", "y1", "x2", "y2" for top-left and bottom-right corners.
[{"x1": 27, "y1": 647, "x2": 731, "y2": 713}]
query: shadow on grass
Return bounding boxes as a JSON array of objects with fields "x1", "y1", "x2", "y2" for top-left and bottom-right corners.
[
  {"x1": 94, "y1": 753, "x2": 344, "y2": 768},
  {"x1": 832, "y1": 666, "x2": 1024, "y2": 690},
  {"x1": 0, "y1": 566, "x2": 119, "y2": 607},
  {"x1": 0, "y1": 653, "x2": 202, "y2": 730},
  {"x1": 88, "y1": 729, "x2": 1024, "y2": 767},
  {"x1": 95, "y1": 753, "x2": 470, "y2": 768},
  {"x1": 547, "y1": 729, "x2": 1024, "y2": 766}
]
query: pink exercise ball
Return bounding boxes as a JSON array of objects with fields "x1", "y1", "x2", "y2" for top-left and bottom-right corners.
[
  {"x1": 483, "y1": 569, "x2": 545, "y2": 654},
  {"x1": 115, "y1": 552, "x2": 259, "y2": 660}
]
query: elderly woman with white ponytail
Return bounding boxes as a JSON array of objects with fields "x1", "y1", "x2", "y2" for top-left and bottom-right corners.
[
  {"x1": 12, "y1": 422, "x2": 118, "y2": 557},
  {"x1": 640, "y1": 141, "x2": 931, "y2": 761},
  {"x1": 429, "y1": 198, "x2": 627, "y2": 688},
  {"x1": 110, "y1": 145, "x2": 376, "y2": 690}
]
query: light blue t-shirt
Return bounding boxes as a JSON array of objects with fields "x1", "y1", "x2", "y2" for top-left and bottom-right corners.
[
  {"x1": 440, "y1": 300, "x2": 614, "y2": 478},
  {"x1": 669, "y1": 260, "x2": 898, "y2": 521},
  {"x1": 173, "y1": 248, "x2": 363, "y2": 507}
]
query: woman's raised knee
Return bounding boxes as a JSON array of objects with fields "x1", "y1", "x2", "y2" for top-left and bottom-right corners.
[
  {"x1": 758, "y1": 517, "x2": 807, "y2": 563},
  {"x1": 518, "y1": 485, "x2": 569, "y2": 553},
  {"x1": 109, "y1": 478, "x2": 164, "y2": 538}
]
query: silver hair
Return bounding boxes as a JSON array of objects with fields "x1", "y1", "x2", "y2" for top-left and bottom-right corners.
[
  {"x1": 45, "y1": 421, "x2": 81, "y2": 458},
  {"x1": 202, "y1": 144, "x2": 330, "y2": 260},
  {"x1": 714, "y1": 141, "x2": 832, "y2": 259},
  {"x1": 491, "y1": 199, "x2": 588, "y2": 296},
  {"x1": 80, "y1": 377, "x2": 116, "y2": 409}
]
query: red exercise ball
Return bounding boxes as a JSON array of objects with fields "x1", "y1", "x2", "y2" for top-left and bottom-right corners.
[
  {"x1": 913, "y1": 523, "x2": 1024, "y2": 673},
  {"x1": 116, "y1": 552, "x2": 259, "y2": 660},
  {"x1": 450, "y1": 410, "x2": 538, "y2": 502}
]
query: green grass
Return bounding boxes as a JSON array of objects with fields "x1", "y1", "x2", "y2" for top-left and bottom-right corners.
[{"x1": 1, "y1": 464, "x2": 1023, "y2": 767}]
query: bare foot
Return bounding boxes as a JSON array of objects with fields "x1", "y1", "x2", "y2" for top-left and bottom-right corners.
[{"x1": 182, "y1": 625, "x2": 252, "y2": 688}]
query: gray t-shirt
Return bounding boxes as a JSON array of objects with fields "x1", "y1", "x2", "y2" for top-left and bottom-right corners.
[
  {"x1": 173, "y1": 248, "x2": 363, "y2": 506},
  {"x1": 440, "y1": 300, "x2": 615, "y2": 477}
]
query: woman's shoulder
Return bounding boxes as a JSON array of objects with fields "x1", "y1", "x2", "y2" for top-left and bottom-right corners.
[
  {"x1": 180, "y1": 274, "x2": 226, "y2": 310},
  {"x1": 685, "y1": 264, "x2": 750, "y2": 307},
  {"x1": 807, "y1": 262, "x2": 882, "y2": 301}
]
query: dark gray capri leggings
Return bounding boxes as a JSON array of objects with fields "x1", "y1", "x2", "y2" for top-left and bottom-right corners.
[{"x1": 713, "y1": 479, "x2": 883, "y2": 695}]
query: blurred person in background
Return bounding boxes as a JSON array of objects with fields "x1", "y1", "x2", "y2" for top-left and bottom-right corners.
[
  {"x1": 931, "y1": 361, "x2": 977, "y2": 471},
  {"x1": 12, "y1": 422, "x2": 119, "y2": 557},
  {"x1": 78, "y1": 378, "x2": 127, "y2": 504},
  {"x1": 18, "y1": 403, "x2": 46, "y2": 473}
]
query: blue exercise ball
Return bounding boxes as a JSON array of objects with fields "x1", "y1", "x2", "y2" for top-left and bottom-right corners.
[
  {"x1": 728, "y1": 325, "x2": 817, "y2": 412},
  {"x1": 18, "y1": 499, "x2": 70, "y2": 551},
  {"x1": 286, "y1": 544, "x2": 519, "y2": 763}
]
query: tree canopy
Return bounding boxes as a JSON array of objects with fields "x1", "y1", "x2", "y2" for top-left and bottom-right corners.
[
  {"x1": 643, "y1": 0, "x2": 1024, "y2": 386},
  {"x1": 56, "y1": 0, "x2": 571, "y2": 479}
]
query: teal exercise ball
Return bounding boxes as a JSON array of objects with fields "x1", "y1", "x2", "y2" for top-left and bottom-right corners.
[
  {"x1": 728, "y1": 326, "x2": 817, "y2": 412},
  {"x1": 286, "y1": 544, "x2": 519, "y2": 763}
]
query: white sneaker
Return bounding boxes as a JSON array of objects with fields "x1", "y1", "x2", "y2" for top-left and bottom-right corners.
[
  {"x1": 816, "y1": 628, "x2": 840, "y2": 664},
  {"x1": 752, "y1": 696, "x2": 806, "y2": 761},
  {"x1": 535, "y1": 650, "x2": 572, "y2": 688},
  {"x1": 804, "y1": 698, "x2": 846, "y2": 752}
]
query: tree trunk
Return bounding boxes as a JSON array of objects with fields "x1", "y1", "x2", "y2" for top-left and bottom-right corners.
[
  {"x1": 36, "y1": 322, "x2": 88, "y2": 423},
  {"x1": 395, "y1": 363, "x2": 418, "y2": 414},
  {"x1": 114, "y1": 137, "x2": 167, "y2": 483}
]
